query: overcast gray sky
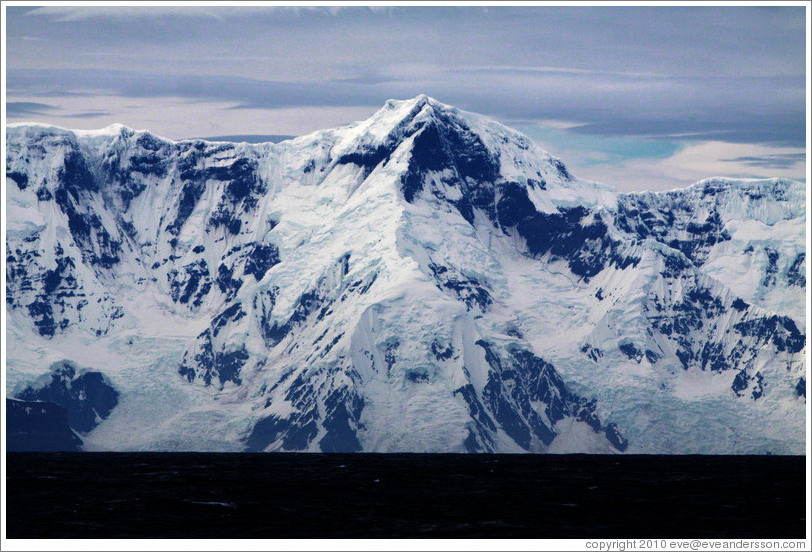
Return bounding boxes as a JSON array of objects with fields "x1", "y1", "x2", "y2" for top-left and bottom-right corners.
[{"x1": 4, "y1": 4, "x2": 807, "y2": 191}]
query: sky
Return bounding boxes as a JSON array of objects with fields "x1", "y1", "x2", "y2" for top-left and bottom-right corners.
[{"x1": 4, "y1": 4, "x2": 808, "y2": 192}]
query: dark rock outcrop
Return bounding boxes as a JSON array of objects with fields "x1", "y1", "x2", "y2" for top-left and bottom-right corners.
[
  {"x1": 6, "y1": 398, "x2": 83, "y2": 452},
  {"x1": 14, "y1": 361, "x2": 119, "y2": 434}
]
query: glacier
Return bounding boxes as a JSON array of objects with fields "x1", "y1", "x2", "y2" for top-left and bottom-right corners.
[{"x1": 4, "y1": 95, "x2": 806, "y2": 453}]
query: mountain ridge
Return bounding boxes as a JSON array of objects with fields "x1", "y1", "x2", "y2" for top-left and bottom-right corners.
[{"x1": 5, "y1": 96, "x2": 806, "y2": 453}]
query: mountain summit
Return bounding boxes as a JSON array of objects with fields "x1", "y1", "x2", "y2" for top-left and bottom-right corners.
[{"x1": 5, "y1": 97, "x2": 806, "y2": 453}]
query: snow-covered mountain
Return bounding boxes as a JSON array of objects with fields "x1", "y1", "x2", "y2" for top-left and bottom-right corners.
[{"x1": 5, "y1": 95, "x2": 806, "y2": 453}]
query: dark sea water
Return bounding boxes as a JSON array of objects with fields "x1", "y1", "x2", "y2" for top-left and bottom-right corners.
[{"x1": 5, "y1": 453, "x2": 806, "y2": 539}]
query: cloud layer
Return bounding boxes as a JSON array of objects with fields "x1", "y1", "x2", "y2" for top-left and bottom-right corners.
[{"x1": 5, "y1": 5, "x2": 806, "y2": 191}]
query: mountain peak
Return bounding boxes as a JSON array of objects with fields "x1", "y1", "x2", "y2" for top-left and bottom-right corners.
[
  {"x1": 321, "y1": 95, "x2": 465, "y2": 170},
  {"x1": 365, "y1": 95, "x2": 462, "y2": 135},
  {"x1": 382, "y1": 94, "x2": 444, "y2": 112}
]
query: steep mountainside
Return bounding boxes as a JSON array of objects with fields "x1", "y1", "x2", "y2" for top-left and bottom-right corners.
[{"x1": 5, "y1": 96, "x2": 806, "y2": 453}]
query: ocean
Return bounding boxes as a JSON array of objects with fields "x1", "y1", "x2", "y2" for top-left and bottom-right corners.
[{"x1": 5, "y1": 452, "x2": 806, "y2": 539}]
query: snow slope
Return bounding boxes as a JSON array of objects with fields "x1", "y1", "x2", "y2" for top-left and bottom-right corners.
[{"x1": 4, "y1": 95, "x2": 806, "y2": 453}]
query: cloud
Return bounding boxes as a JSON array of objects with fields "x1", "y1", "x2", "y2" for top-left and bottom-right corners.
[
  {"x1": 6, "y1": 67, "x2": 805, "y2": 148},
  {"x1": 7, "y1": 68, "x2": 378, "y2": 109},
  {"x1": 23, "y1": 6, "x2": 376, "y2": 22},
  {"x1": 6, "y1": 101, "x2": 57, "y2": 117},
  {"x1": 6, "y1": 101, "x2": 110, "y2": 120},
  {"x1": 25, "y1": 7, "x2": 247, "y2": 22},
  {"x1": 570, "y1": 141, "x2": 806, "y2": 192},
  {"x1": 5, "y1": 6, "x2": 805, "y2": 191},
  {"x1": 568, "y1": 112, "x2": 805, "y2": 148},
  {"x1": 61, "y1": 111, "x2": 113, "y2": 119},
  {"x1": 720, "y1": 153, "x2": 806, "y2": 170},
  {"x1": 451, "y1": 65, "x2": 667, "y2": 79},
  {"x1": 3, "y1": 93, "x2": 376, "y2": 141}
]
